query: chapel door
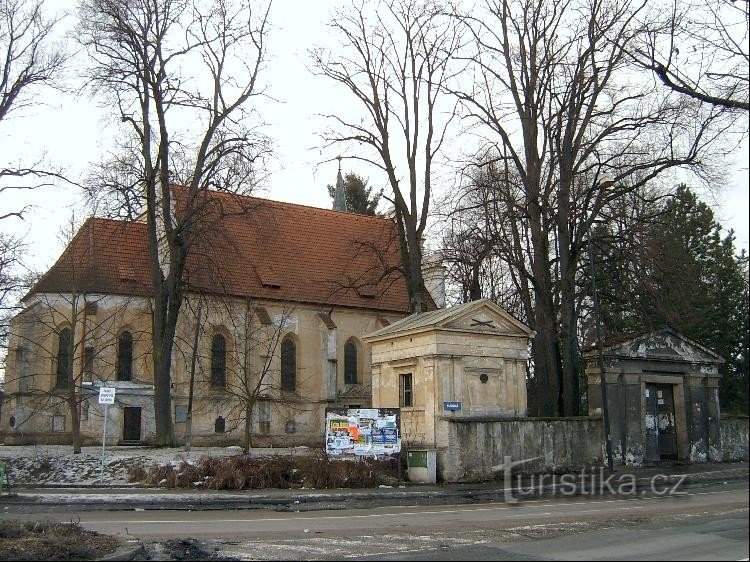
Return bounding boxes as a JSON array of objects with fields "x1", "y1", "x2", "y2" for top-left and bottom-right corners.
[
  {"x1": 644, "y1": 383, "x2": 677, "y2": 462},
  {"x1": 123, "y1": 407, "x2": 142, "y2": 442}
]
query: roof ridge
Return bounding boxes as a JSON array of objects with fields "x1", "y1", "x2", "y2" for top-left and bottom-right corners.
[{"x1": 170, "y1": 184, "x2": 392, "y2": 224}]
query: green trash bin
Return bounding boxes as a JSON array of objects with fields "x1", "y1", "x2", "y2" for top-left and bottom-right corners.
[
  {"x1": 0, "y1": 462, "x2": 8, "y2": 494},
  {"x1": 406, "y1": 449, "x2": 436, "y2": 483}
]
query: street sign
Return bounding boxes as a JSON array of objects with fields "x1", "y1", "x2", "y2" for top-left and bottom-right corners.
[
  {"x1": 98, "y1": 387, "x2": 116, "y2": 404},
  {"x1": 443, "y1": 401, "x2": 461, "y2": 411}
]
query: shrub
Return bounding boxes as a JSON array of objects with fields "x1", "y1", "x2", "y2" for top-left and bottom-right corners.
[
  {"x1": 126, "y1": 462, "x2": 147, "y2": 483},
  {"x1": 142, "y1": 451, "x2": 401, "y2": 490}
]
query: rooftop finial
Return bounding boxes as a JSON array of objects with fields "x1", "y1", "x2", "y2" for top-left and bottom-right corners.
[{"x1": 333, "y1": 156, "x2": 348, "y2": 211}]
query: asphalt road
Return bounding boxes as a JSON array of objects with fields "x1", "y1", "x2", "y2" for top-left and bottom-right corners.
[{"x1": 7, "y1": 480, "x2": 748, "y2": 560}]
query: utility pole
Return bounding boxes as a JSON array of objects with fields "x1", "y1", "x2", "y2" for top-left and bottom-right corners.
[{"x1": 587, "y1": 228, "x2": 615, "y2": 473}]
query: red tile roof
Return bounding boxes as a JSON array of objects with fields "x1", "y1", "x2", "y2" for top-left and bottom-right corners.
[{"x1": 29, "y1": 191, "x2": 418, "y2": 313}]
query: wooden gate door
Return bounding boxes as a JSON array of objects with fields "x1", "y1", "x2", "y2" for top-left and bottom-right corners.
[
  {"x1": 644, "y1": 383, "x2": 677, "y2": 461},
  {"x1": 123, "y1": 407, "x2": 142, "y2": 442}
]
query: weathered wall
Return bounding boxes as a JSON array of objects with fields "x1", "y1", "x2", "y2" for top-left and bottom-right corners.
[
  {"x1": 1, "y1": 293, "x2": 406, "y2": 447},
  {"x1": 441, "y1": 416, "x2": 604, "y2": 482},
  {"x1": 369, "y1": 301, "x2": 532, "y2": 451},
  {"x1": 720, "y1": 416, "x2": 749, "y2": 461}
]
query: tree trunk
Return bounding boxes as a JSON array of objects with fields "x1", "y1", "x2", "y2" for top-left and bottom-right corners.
[
  {"x1": 557, "y1": 169, "x2": 580, "y2": 417},
  {"x1": 152, "y1": 287, "x2": 179, "y2": 447},
  {"x1": 66, "y1": 386, "x2": 81, "y2": 454},
  {"x1": 185, "y1": 302, "x2": 202, "y2": 452},
  {"x1": 244, "y1": 405, "x2": 253, "y2": 452},
  {"x1": 528, "y1": 204, "x2": 562, "y2": 417}
]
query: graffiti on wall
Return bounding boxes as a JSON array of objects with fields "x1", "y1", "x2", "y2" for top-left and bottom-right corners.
[{"x1": 325, "y1": 407, "x2": 401, "y2": 457}]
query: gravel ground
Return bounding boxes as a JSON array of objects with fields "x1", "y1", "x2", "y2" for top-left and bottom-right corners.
[{"x1": 0, "y1": 444, "x2": 310, "y2": 486}]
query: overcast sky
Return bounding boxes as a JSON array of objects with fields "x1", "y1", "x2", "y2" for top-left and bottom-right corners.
[{"x1": 1, "y1": 0, "x2": 748, "y2": 278}]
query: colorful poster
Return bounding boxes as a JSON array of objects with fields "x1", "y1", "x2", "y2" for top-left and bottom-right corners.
[{"x1": 324, "y1": 408, "x2": 401, "y2": 457}]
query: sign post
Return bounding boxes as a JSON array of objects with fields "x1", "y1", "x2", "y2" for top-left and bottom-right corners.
[{"x1": 98, "y1": 386, "x2": 116, "y2": 484}]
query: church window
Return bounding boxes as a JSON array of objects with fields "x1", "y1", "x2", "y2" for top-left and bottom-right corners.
[
  {"x1": 83, "y1": 346, "x2": 95, "y2": 382},
  {"x1": 56, "y1": 328, "x2": 72, "y2": 388},
  {"x1": 400, "y1": 373, "x2": 413, "y2": 407},
  {"x1": 214, "y1": 416, "x2": 225, "y2": 433},
  {"x1": 344, "y1": 339, "x2": 358, "y2": 385},
  {"x1": 211, "y1": 334, "x2": 227, "y2": 387},
  {"x1": 281, "y1": 336, "x2": 296, "y2": 391},
  {"x1": 117, "y1": 331, "x2": 133, "y2": 381}
]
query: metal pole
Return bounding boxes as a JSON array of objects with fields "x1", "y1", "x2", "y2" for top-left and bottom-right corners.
[
  {"x1": 101, "y1": 403, "x2": 108, "y2": 484},
  {"x1": 587, "y1": 231, "x2": 615, "y2": 473}
]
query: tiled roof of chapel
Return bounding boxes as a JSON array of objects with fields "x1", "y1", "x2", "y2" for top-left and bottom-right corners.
[{"x1": 29, "y1": 189, "x2": 417, "y2": 313}]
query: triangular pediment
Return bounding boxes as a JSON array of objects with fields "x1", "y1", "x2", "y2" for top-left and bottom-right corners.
[
  {"x1": 443, "y1": 303, "x2": 529, "y2": 335},
  {"x1": 364, "y1": 298, "x2": 532, "y2": 341},
  {"x1": 606, "y1": 328, "x2": 724, "y2": 364}
]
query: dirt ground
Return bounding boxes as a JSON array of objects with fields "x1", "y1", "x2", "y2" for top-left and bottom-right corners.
[{"x1": 0, "y1": 520, "x2": 120, "y2": 561}]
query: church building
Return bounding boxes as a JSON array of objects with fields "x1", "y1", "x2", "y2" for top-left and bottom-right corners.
[{"x1": 0, "y1": 172, "x2": 443, "y2": 447}]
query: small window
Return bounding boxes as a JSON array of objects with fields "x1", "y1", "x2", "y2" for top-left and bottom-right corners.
[
  {"x1": 344, "y1": 339, "x2": 358, "y2": 385},
  {"x1": 214, "y1": 416, "x2": 225, "y2": 433},
  {"x1": 16, "y1": 347, "x2": 29, "y2": 392},
  {"x1": 83, "y1": 346, "x2": 95, "y2": 382},
  {"x1": 400, "y1": 373, "x2": 413, "y2": 407},
  {"x1": 285, "y1": 419, "x2": 296, "y2": 434},
  {"x1": 281, "y1": 336, "x2": 296, "y2": 391},
  {"x1": 258, "y1": 401, "x2": 271, "y2": 434},
  {"x1": 175, "y1": 404, "x2": 188, "y2": 423},
  {"x1": 117, "y1": 331, "x2": 133, "y2": 381},
  {"x1": 211, "y1": 334, "x2": 227, "y2": 387},
  {"x1": 56, "y1": 328, "x2": 72, "y2": 388},
  {"x1": 52, "y1": 415, "x2": 66, "y2": 432}
]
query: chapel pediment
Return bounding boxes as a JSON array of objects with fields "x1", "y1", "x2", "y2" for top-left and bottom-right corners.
[
  {"x1": 364, "y1": 298, "x2": 532, "y2": 341},
  {"x1": 604, "y1": 327, "x2": 724, "y2": 364},
  {"x1": 443, "y1": 304, "x2": 527, "y2": 335}
]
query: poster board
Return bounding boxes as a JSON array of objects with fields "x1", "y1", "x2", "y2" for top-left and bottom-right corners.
[{"x1": 324, "y1": 407, "x2": 401, "y2": 457}]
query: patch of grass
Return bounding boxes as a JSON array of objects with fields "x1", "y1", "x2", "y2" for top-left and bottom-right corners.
[
  {"x1": 0, "y1": 520, "x2": 120, "y2": 561},
  {"x1": 142, "y1": 452, "x2": 401, "y2": 490}
]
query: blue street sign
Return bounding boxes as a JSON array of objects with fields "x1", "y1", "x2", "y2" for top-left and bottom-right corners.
[{"x1": 443, "y1": 401, "x2": 461, "y2": 411}]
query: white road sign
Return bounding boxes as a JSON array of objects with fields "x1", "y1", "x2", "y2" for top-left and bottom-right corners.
[{"x1": 98, "y1": 387, "x2": 116, "y2": 404}]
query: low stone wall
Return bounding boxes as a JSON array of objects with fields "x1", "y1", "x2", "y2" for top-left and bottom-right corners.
[
  {"x1": 441, "y1": 416, "x2": 604, "y2": 482},
  {"x1": 720, "y1": 415, "x2": 749, "y2": 461}
]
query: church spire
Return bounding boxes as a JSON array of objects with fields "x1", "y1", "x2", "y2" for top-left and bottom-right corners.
[{"x1": 333, "y1": 156, "x2": 348, "y2": 211}]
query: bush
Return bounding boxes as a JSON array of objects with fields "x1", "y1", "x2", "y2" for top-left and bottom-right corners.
[
  {"x1": 126, "y1": 462, "x2": 147, "y2": 483},
  {"x1": 142, "y1": 451, "x2": 401, "y2": 490}
]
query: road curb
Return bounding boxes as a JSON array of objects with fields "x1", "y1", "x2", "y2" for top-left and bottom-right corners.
[
  {"x1": 97, "y1": 540, "x2": 145, "y2": 561},
  {"x1": 4, "y1": 468, "x2": 746, "y2": 512}
]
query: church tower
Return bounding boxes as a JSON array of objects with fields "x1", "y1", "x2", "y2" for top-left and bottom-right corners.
[{"x1": 333, "y1": 156, "x2": 348, "y2": 211}]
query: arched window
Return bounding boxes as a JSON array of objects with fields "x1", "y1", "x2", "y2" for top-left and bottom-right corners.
[
  {"x1": 214, "y1": 416, "x2": 225, "y2": 433},
  {"x1": 117, "y1": 331, "x2": 133, "y2": 381},
  {"x1": 281, "y1": 336, "x2": 296, "y2": 391},
  {"x1": 56, "y1": 327, "x2": 72, "y2": 388},
  {"x1": 344, "y1": 339, "x2": 358, "y2": 385},
  {"x1": 211, "y1": 334, "x2": 227, "y2": 387}
]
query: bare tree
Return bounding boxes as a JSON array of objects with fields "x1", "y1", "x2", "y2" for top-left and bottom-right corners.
[
  {"x1": 0, "y1": 0, "x2": 68, "y2": 367},
  {"x1": 439, "y1": 155, "x2": 533, "y2": 318},
  {"x1": 312, "y1": 0, "x2": 461, "y2": 313},
  {"x1": 628, "y1": 0, "x2": 749, "y2": 112},
  {"x1": 453, "y1": 0, "x2": 728, "y2": 416},
  {"x1": 1, "y1": 0, "x2": 69, "y2": 219},
  {"x1": 77, "y1": 0, "x2": 272, "y2": 445}
]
